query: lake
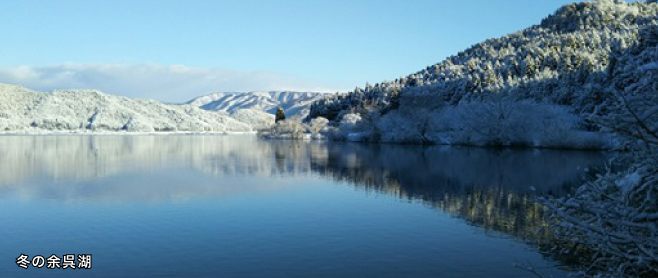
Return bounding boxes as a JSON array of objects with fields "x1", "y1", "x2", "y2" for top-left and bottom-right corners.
[{"x1": 0, "y1": 135, "x2": 607, "y2": 277}]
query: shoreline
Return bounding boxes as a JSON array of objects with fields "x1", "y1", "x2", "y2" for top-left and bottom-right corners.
[{"x1": 0, "y1": 130, "x2": 258, "y2": 136}]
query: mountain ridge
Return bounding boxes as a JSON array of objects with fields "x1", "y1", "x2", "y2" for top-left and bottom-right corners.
[
  {"x1": 186, "y1": 91, "x2": 328, "y2": 119},
  {"x1": 0, "y1": 83, "x2": 253, "y2": 133}
]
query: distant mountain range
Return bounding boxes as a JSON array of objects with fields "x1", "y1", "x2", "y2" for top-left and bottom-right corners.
[
  {"x1": 0, "y1": 83, "x2": 253, "y2": 133},
  {"x1": 0, "y1": 84, "x2": 331, "y2": 133},
  {"x1": 185, "y1": 91, "x2": 327, "y2": 119}
]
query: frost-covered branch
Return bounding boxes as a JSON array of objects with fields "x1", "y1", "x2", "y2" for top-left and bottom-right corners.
[{"x1": 542, "y1": 52, "x2": 658, "y2": 277}]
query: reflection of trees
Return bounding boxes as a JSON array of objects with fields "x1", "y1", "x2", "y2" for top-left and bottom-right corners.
[
  {"x1": 438, "y1": 187, "x2": 546, "y2": 239},
  {"x1": 309, "y1": 143, "x2": 607, "y2": 239},
  {"x1": 0, "y1": 135, "x2": 607, "y2": 240}
]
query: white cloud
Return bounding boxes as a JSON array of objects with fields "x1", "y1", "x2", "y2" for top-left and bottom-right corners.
[{"x1": 0, "y1": 64, "x2": 340, "y2": 102}]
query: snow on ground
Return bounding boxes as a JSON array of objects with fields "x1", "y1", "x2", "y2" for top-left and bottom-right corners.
[{"x1": 0, "y1": 83, "x2": 253, "y2": 133}]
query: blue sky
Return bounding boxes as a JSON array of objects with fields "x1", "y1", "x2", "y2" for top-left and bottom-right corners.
[{"x1": 0, "y1": 0, "x2": 580, "y2": 101}]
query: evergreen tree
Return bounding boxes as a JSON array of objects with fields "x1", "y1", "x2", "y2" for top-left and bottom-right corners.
[{"x1": 275, "y1": 107, "x2": 286, "y2": 123}]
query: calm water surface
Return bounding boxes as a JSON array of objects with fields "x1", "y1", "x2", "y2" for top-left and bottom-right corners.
[{"x1": 0, "y1": 135, "x2": 607, "y2": 277}]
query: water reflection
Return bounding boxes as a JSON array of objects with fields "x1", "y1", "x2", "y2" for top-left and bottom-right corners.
[
  {"x1": 0, "y1": 135, "x2": 605, "y2": 238},
  {"x1": 307, "y1": 143, "x2": 604, "y2": 239}
]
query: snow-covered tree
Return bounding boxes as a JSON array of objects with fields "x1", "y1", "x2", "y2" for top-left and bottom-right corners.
[
  {"x1": 542, "y1": 29, "x2": 658, "y2": 278},
  {"x1": 308, "y1": 1, "x2": 657, "y2": 128}
]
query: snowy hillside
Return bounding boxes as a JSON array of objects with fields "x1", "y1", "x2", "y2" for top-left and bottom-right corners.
[
  {"x1": 0, "y1": 83, "x2": 252, "y2": 133},
  {"x1": 186, "y1": 91, "x2": 326, "y2": 119},
  {"x1": 310, "y1": 1, "x2": 658, "y2": 120},
  {"x1": 305, "y1": 0, "x2": 658, "y2": 147},
  {"x1": 228, "y1": 109, "x2": 275, "y2": 130}
]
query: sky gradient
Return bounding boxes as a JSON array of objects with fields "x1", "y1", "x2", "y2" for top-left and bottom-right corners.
[{"x1": 1, "y1": 0, "x2": 583, "y2": 101}]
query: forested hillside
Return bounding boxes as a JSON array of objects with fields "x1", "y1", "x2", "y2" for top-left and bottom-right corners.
[{"x1": 305, "y1": 0, "x2": 658, "y2": 148}]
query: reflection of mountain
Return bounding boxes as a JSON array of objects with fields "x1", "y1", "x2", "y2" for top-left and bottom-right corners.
[
  {"x1": 0, "y1": 135, "x2": 322, "y2": 201},
  {"x1": 312, "y1": 144, "x2": 598, "y2": 194},
  {"x1": 0, "y1": 135, "x2": 606, "y2": 237},
  {"x1": 309, "y1": 143, "x2": 606, "y2": 239},
  {"x1": 0, "y1": 135, "x2": 310, "y2": 186}
]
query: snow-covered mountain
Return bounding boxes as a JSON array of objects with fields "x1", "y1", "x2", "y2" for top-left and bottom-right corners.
[
  {"x1": 309, "y1": 1, "x2": 658, "y2": 121},
  {"x1": 0, "y1": 84, "x2": 327, "y2": 133},
  {"x1": 306, "y1": 1, "x2": 658, "y2": 147},
  {"x1": 186, "y1": 91, "x2": 327, "y2": 119},
  {"x1": 0, "y1": 83, "x2": 252, "y2": 133}
]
